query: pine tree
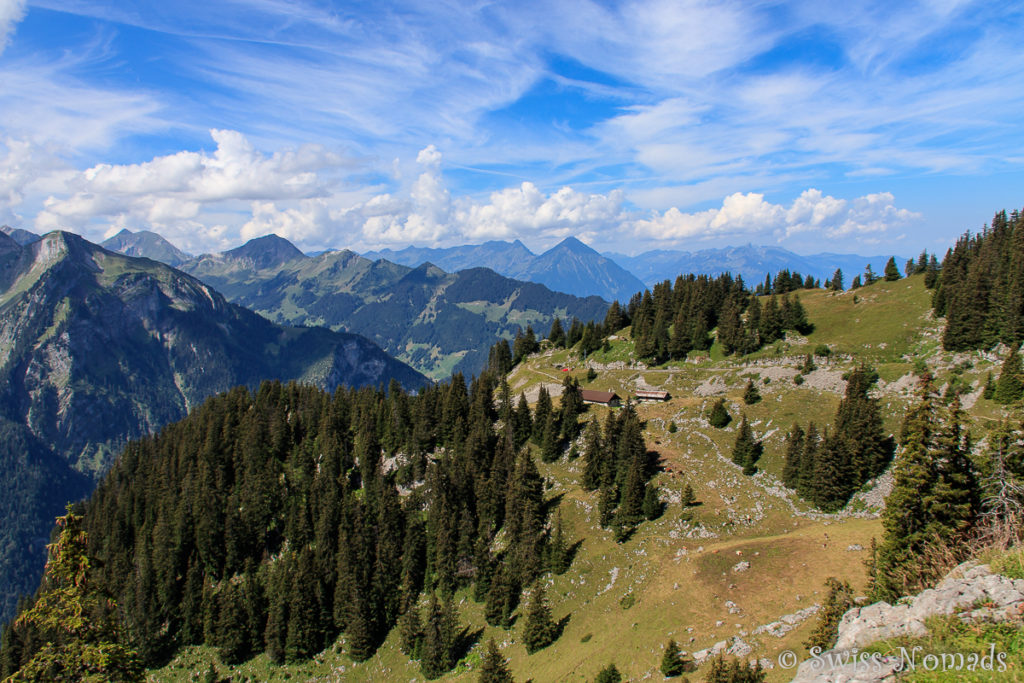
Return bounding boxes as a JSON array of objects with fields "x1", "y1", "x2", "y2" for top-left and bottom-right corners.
[
  {"x1": 594, "y1": 663, "x2": 622, "y2": 683},
  {"x1": 994, "y1": 347, "x2": 1024, "y2": 404},
  {"x1": 478, "y1": 639, "x2": 514, "y2": 683},
  {"x1": 548, "y1": 509, "x2": 571, "y2": 575},
  {"x1": 708, "y1": 398, "x2": 731, "y2": 428},
  {"x1": 742, "y1": 379, "x2": 761, "y2": 405},
  {"x1": 883, "y1": 257, "x2": 901, "y2": 281},
  {"x1": 660, "y1": 638, "x2": 690, "y2": 677},
  {"x1": 829, "y1": 268, "x2": 843, "y2": 291},
  {"x1": 420, "y1": 593, "x2": 459, "y2": 679},
  {"x1": 8, "y1": 508, "x2": 145, "y2": 682},
  {"x1": 681, "y1": 483, "x2": 696, "y2": 508},
  {"x1": 731, "y1": 415, "x2": 762, "y2": 475},
  {"x1": 804, "y1": 578, "x2": 854, "y2": 652},
  {"x1": 642, "y1": 484, "x2": 662, "y2": 521},
  {"x1": 522, "y1": 583, "x2": 558, "y2": 654}
]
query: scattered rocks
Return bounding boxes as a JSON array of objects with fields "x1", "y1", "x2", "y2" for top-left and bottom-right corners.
[
  {"x1": 732, "y1": 561, "x2": 750, "y2": 573},
  {"x1": 846, "y1": 544, "x2": 864, "y2": 552},
  {"x1": 752, "y1": 605, "x2": 820, "y2": 638}
]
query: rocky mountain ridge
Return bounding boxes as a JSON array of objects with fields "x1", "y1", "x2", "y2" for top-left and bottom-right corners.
[{"x1": 0, "y1": 229, "x2": 427, "y2": 621}]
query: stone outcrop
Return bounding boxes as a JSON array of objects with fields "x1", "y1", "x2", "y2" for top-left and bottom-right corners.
[{"x1": 790, "y1": 562, "x2": 1024, "y2": 682}]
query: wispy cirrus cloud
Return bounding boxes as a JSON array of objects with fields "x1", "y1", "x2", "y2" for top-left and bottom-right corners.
[{"x1": 1, "y1": 0, "x2": 1022, "y2": 254}]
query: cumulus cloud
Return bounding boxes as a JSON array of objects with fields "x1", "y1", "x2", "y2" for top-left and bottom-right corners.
[
  {"x1": 31, "y1": 129, "x2": 342, "y2": 251},
  {"x1": 631, "y1": 189, "x2": 920, "y2": 246},
  {"x1": 4, "y1": 132, "x2": 920, "y2": 256},
  {"x1": 0, "y1": 0, "x2": 25, "y2": 54}
]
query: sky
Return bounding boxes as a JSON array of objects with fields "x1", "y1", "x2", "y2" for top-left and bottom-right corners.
[{"x1": 1, "y1": 0, "x2": 1023, "y2": 257}]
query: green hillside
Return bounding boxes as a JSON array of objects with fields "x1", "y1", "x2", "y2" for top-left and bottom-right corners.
[
  {"x1": 139, "y1": 274, "x2": 1020, "y2": 682},
  {"x1": 180, "y1": 238, "x2": 609, "y2": 379}
]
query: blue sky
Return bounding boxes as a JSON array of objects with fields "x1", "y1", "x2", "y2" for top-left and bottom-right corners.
[{"x1": 1, "y1": 0, "x2": 1023, "y2": 256}]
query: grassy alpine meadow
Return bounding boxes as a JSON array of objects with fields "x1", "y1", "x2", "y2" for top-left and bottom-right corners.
[{"x1": 145, "y1": 274, "x2": 1024, "y2": 682}]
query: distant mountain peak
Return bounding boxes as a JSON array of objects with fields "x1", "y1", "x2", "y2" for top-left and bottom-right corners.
[
  {"x1": 550, "y1": 235, "x2": 594, "y2": 254},
  {"x1": 223, "y1": 234, "x2": 305, "y2": 270},
  {"x1": 1, "y1": 225, "x2": 42, "y2": 247},
  {"x1": 101, "y1": 228, "x2": 190, "y2": 266}
]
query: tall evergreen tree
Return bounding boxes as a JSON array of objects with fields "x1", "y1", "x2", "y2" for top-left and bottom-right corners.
[
  {"x1": 522, "y1": 583, "x2": 558, "y2": 654},
  {"x1": 731, "y1": 415, "x2": 762, "y2": 475},
  {"x1": 883, "y1": 257, "x2": 901, "y2": 281},
  {"x1": 660, "y1": 638, "x2": 689, "y2": 677},
  {"x1": 478, "y1": 638, "x2": 515, "y2": 683},
  {"x1": 994, "y1": 347, "x2": 1024, "y2": 404},
  {"x1": 874, "y1": 380, "x2": 980, "y2": 601}
]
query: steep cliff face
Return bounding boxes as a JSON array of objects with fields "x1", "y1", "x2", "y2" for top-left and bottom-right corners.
[{"x1": 0, "y1": 231, "x2": 427, "y2": 620}]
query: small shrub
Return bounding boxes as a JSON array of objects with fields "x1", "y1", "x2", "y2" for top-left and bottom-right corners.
[
  {"x1": 813, "y1": 344, "x2": 831, "y2": 358},
  {"x1": 587, "y1": 368, "x2": 598, "y2": 382},
  {"x1": 793, "y1": 374, "x2": 804, "y2": 385}
]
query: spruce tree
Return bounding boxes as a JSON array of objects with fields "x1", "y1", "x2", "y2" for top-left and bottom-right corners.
[
  {"x1": 7, "y1": 508, "x2": 145, "y2": 683},
  {"x1": 742, "y1": 379, "x2": 761, "y2": 405},
  {"x1": 883, "y1": 257, "x2": 901, "y2": 281},
  {"x1": 581, "y1": 418, "x2": 603, "y2": 491},
  {"x1": 782, "y1": 424, "x2": 805, "y2": 489},
  {"x1": 731, "y1": 415, "x2": 762, "y2": 475},
  {"x1": 594, "y1": 663, "x2": 622, "y2": 683},
  {"x1": 994, "y1": 347, "x2": 1024, "y2": 404},
  {"x1": 547, "y1": 509, "x2": 571, "y2": 575},
  {"x1": 804, "y1": 578, "x2": 854, "y2": 652},
  {"x1": 660, "y1": 638, "x2": 689, "y2": 677},
  {"x1": 478, "y1": 638, "x2": 514, "y2": 683},
  {"x1": 399, "y1": 601, "x2": 424, "y2": 659},
  {"x1": 874, "y1": 380, "x2": 980, "y2": 601},
  {"x1": 681, "y1": 483, "x2": 696, "y2": 508},
  {"x1": 522, "y1": 583, "x2": 558, "y2": 654},
  {"x1": 420, "y1": 593, "x2": 459, "y2": 679},
  {"x1": 642, "y1": 484, "x2": 663, "y2": 520},
  {"x1": 708, "y1": 398, "x2": 731, "y2": 428},
  {"x1": 829, "y1": 268, "x2": 843, "y2": 291}
]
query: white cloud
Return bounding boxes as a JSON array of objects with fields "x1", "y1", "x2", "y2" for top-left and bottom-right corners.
[
  {"x1": 631, "y1": 189, "x2": 919, "y2": 247},
  {"x1": 2, "y1": 131, "x2": 923, "y2": 255},
  {"x1": 0, "y1": 0, "x2": 25, "y2": 54},
  {"x1": 30, "y1": 129, "x2": 342, "y2": 250}
]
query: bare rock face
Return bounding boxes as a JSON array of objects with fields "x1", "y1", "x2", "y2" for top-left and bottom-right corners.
[{"x1": 789, "y1": 562, "x2": 1024, "y2": 683}]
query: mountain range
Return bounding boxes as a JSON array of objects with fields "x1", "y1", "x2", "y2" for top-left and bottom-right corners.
[
  {"x1": 96, "y1": 228, "x2": 905, "y2": 304},
  {"x1": 607, "y1": 244, "x2": 905, "y2": 288},
  {"x1": 179, "y1": 235, "x2": 610, "y2": 379},
  {"x1": 363, "y1": 236, "x2": 647, "y2": 303},
  {"x1": 0, "y1": 230, "x2": 427, "y2": 621}
]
